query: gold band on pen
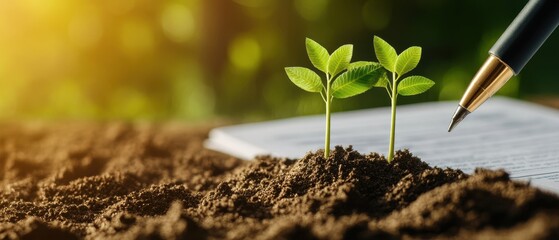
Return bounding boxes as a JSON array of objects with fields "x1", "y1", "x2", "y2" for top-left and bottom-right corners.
[
  {"x1": 459, "y1": 54, "x2": 515, "y2": 112},
  {"x1": 448, "y1": 55, "x2": 515, "y2": 132}
]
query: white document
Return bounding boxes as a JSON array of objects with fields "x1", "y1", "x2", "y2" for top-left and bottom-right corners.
[{"x1": 205, "y1": 97, "x2": 559, "y2": 193}]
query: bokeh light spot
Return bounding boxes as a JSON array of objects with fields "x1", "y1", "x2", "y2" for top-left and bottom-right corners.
[
  {"x1": 161, "y1": 3, "x2": 195, "y2": 43},
  {"x1": 228, "y1": 35, "x2": 261, "y2": 71},
  {"x1": 24, "y1": 0, "x2": 61, "y2": 18},
  {"x1": 46, "y1": 80, "x2": 97, "y2": 117},
  {"x1": 171, "y1": 61, "x2": 215, "y2": 119},
  {"x1": 119, "y1": 19, "x2": 155, "y2": 56},
  {"x1": 110, "y1": 88, "x2": 151, "y2": 119},
  {"x1": 294, "y1": 0, "x2": 329, "y2": 21}
]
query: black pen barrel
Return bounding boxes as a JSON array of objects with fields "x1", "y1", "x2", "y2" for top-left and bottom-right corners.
[{"x1": 489, "y1": 0, "x2": 559, "y2": 74}]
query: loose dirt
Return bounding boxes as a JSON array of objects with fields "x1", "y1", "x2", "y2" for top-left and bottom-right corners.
[{"x1": 0, "y1": 123, "x2": 558, "y2": 239}]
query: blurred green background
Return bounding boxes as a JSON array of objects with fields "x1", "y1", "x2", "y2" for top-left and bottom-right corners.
[{"x1": 0, "y1": 0, "x2": 557, "y2": 121}]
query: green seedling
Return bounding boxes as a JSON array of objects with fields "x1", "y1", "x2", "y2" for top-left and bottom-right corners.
[
  {"x1": 372, "y1": 36, "x2": 435, "y2": 162},
  {"x1": 285, "y1": 38, "x2": 383, "y2": 158}
]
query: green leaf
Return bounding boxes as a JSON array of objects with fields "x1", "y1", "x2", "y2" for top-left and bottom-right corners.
[
  {"x1": 328, "y1": 44, "x2": 353, "y2": 77},
  {"x1": 373, "y1": 70, "x2": 389, "y2": 88},
  {"x1": 350, "y1": 62, "x2": 388, "y2": 88},
  {"x1": 285, "y1": 67, "x2": 323, "y2": 93},
  {"x1": 395, "y1": 46, "x2": 421, "y2": 76},
  {"x1": 348, "y1": 61, "x2": 374, "y2": 70},
  {"x1": 305, "y1": 38, "x2": 329, "y2": 73},
  {"x1": 397, "y1": 76, "x2": 434, "y2": 96},
  {"x1": 373, "y1": 36, "x2": 398, "y2": 72},
  {"x1": 331, "y1": 64, "x2": 383, "y2": 98}
]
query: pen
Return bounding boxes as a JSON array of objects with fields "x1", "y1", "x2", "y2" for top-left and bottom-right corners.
[{"x1": 448, "y1": 0, "x2": 559, "y2": 132}]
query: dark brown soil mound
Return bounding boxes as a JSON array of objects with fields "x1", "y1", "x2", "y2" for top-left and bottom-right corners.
[{"x1": 0, "y1": 123, "x2": 558, "y2": 240}]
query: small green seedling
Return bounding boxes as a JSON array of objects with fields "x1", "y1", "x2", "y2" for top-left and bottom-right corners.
[
  {"x1": 372, "y1": 36, "x2": 435, "y2": 162},
  {"x1": 285, "y1": 38, "x2": 382, "y2": 158}
]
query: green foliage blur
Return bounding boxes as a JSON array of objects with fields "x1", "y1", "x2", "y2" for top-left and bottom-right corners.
[{"x1": 0, "y1": 0, "x2": 557, "y2": 121}]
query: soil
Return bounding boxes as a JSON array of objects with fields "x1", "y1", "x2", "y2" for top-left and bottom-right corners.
[{"x1": 1, "y1": 122, "x2": 559, "y2": 240}]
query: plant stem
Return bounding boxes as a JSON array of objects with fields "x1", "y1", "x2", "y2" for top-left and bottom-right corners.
[
  {"x1": 324, "y1": 75, "x2": 331, "y2": 159},
  {"x1": 387, "y1": 72, "x2": 398, "y2": 162}
]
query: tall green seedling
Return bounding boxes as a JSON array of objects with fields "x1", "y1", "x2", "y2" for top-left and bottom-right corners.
[
  {"x1": 372, "y1": 36, "x2": 435, "y2": 162},
  {"x1": 285, "y1": 38, "x2": 383, "y2": 158}
]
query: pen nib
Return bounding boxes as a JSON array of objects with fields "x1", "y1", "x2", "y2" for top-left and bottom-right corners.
[{"x1": 448, "y1": 105, "x2": 470, "y2": 132}]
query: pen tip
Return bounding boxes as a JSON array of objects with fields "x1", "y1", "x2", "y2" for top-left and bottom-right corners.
[
  {"x1": 448, "y1": 105, "x2": 470, "y2": 133},
  {"x1": 447, "y1": 120, "x2": 457, "y2": 132}
]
